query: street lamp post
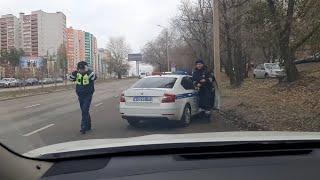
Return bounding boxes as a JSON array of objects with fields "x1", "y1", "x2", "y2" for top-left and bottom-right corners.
[{"x1": 157, "y1": 25, "x2": 170, "y2": 72}]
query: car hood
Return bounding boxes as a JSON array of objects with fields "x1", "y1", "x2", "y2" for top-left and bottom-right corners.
[
  {"x1": 24, "y1": 131, "x2": 320, "y2": 158},
  {"x1": 0, "y1": 80, "x2": 8, "y2": 83}
]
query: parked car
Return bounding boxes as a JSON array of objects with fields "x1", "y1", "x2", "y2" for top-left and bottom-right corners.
[
  {"x1": 25, "y1": 78, "x2": 39, "y2": 86},
  {"x1": 0, "y1": 78, "x2": 17, "y2": 88},
  {"x1": 55, "y1": 77, "x2": 64, "y2": 83},
  {"x1": 39, "y1": 78, "x2": 54, "y2": 84},
  {"x1": 14, "y1": 79, "x2": 27, "y2": 87},
  {"x1": 120, "y1": 75, "x2": 219, "y2": 127},
  {"x1": 253, "y1": 63, "x2": 285, "y2": 79},
  {"x1": 138, "y1": 72, "x2": 147, "y2": 79}
]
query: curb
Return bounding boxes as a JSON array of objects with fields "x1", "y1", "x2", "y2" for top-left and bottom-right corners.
[
  {"x1": 0, "y1": 78, "x2": 135, "y2": 102},
  {"x1": 0, "y1": 88, "x2": 74, "y2": 102}
]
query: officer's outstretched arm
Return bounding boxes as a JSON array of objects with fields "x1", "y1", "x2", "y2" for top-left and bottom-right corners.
[
  {"x1": 88, "y1": 71, "x2": 97, "y2": 81},
  {"x1": 69, "y1": 71, "x2": 77, "y2": 81}
]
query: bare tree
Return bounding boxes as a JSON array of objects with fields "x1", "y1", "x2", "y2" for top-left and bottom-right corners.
[
  {"x1": 106, "y1": 37, "x2": 131, "y2": 79},
  {"x1": 219, "y1": 0, "x2": 251, "y2": 86},
  {"x1": 141, "y1": 30, "x2": 168, "y2": 71},
  {"x1": 171, "y1": 0, "x2": 213, "y2": 68}
]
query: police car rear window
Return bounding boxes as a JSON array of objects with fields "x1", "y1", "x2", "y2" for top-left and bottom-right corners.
[{"x1": 132, "y1": 77, "x2": 177, "y2": 89}]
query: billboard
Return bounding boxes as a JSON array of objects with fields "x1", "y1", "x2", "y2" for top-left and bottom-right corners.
[
  {"x1": 128, "y1": 53, "x2": 142, "y2": 61},
  {"x1": 20, "y1": 57, "x2": 44, "y2": 69}
]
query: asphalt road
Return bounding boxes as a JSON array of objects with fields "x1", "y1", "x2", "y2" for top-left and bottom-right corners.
[{"x1": 0, "y1": 78, "x2": 239, "y2": 154}]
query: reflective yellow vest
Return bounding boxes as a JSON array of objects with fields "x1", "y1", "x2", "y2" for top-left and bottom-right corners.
[{"x1": 76, "y1": 73, "x2": 90, "y2": 85}]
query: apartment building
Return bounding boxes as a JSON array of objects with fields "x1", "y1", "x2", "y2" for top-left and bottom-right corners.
[
  {"x1": 66, "y1": 27, "x2": 98, "y2": 73},
  {"x1": 0, "y1": 14, "x2": 21, "y2": 51},
  {"x1": 20, "y1": 10, "x2": 66, "y2": 57}
]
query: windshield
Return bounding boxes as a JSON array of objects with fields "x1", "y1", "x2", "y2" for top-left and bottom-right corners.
[
  {"x1": 132, "y1": 77, "x2": 177, "y2": 89},
  {"x1": 0, "y1": 0, "x2": 320, "y2": 159}
]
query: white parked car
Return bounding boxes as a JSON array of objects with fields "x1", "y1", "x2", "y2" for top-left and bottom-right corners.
[
  {"x1": 138, "y1": 72, "x2": 147, "y2": 79},
  {"x1": 0, "y1": 78, "x2": 17, "y2": 88},
  {"x1": 120, "y1": 75, "x2": 202, "y2": 127},
  {"x1": 253, "y1": 63, "x2": 285, "y2": 79}
]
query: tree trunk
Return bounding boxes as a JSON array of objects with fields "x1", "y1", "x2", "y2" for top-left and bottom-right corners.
[
  {"x1": 224, "y1": 19, "x2": 235, "y2": 85},
  {"x1": 267, "y1": 0, "x2": 299, "y2": 82},
  {"x1": 282, "y1": 0, "x2": 299, "y2": 82},
  {"x1": 233, "y1": 42, "x2": 242, "y2": 87},
  {"x1": 284, "y1": 52, "x2": 299, "y2": 82}
]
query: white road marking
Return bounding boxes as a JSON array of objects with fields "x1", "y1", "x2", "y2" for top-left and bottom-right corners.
[
  {"x1": 22, "y1": 124, "x2": 55, "y2": 137},
  {"x1": 94, "y1": 103, "x2": 103, "y2": 107},
  {"x1": 24, "y1": 104, "x2": 41, "y2": 109}
]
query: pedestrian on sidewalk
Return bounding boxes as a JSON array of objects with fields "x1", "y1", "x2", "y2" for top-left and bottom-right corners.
[
  {"x1": 192, "y1": 60, "x2": 215, "y2": 119},
  {"x1": 69, "y1": 61, "x2": 97, "y2": 134}
]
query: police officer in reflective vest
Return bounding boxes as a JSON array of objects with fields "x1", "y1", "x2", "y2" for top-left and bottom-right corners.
[
  {"x1": 69, "y1": 61, "x2": 97, "y2": 134},
  {"x1": 192, "y1": 60, "x2": 214, "y2": 118}
]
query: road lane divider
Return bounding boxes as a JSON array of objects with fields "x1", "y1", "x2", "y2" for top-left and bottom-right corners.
[
  {"x1": 94, "y1": 103, "x2": 103, "y2": 107},
  {"x1": 22, "y1": 124, "x2": 55, "y2": 137},
  {"x1": 24, "y1": 104, "x2": 41, "y2": 109}
]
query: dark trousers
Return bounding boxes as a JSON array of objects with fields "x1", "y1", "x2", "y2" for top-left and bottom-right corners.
[
  {"x1": 199, "y1": 86, "x2": 213, "y2": 110},
  {"x1": 78, "y1": 93, "x2": 93, "y2": 131}
]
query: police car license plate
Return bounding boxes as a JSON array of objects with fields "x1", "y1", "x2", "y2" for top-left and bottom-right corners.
[{"x1": 133, "y1": 96, "x2": 153, "y2": 102}]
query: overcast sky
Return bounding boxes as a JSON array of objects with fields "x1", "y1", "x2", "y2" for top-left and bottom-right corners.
[{"x1": 0, "y1": 0, "x2": 181, "y2": 52}]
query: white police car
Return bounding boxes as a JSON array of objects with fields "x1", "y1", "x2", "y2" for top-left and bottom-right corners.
[{"x1": 120, "y1": 75, "x2": 206, "y2": 127}]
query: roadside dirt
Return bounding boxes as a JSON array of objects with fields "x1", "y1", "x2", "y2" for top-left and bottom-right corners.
[{"x1": 220, "y1": 62, "x2": 320, "y2": 132}]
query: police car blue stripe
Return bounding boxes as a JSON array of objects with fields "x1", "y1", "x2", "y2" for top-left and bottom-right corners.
[{"x1": 176, "y1": 92, "x2": 198, "y2": 99}]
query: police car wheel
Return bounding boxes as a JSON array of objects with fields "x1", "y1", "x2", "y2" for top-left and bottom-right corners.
[
  {"x1": 180, "y1": 105, "x2": 191, "y2": 127},
  {"x1": 127, "y1": 119, "x2": 140, "y2": 127}
]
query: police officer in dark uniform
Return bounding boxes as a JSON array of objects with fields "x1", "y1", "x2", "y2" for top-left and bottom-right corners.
[
  {"x1": 69, "y1": 61, "x2": 97, "y2": 134},
  {"x1": 192, "y1": 60, "x2": 214, "y2": 118}
]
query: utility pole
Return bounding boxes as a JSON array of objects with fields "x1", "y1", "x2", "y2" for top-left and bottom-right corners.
[
  {"x1": 165, "y1": 30, "x2": 169, "y2": 72},
  {"x1": 213, "y1": 0, "x2": 221, "y2": 86}
]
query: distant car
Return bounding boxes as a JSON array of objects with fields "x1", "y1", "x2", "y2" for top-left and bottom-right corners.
[
  {"x1": 55, "y1": 77, "x2": 64, "y2": 83},
  {"x1": 253, "y1": 63, "x2": 285, "y2": 79},
  {"x1": 14, "y1": 79, "x2": 26, "y2": 87},
  {"x1": 138, "y1": 73, "x2": 147, "y2": 79},
  {"x1": 162, "y1": 72, "x2": 173, "y2": 75},
  {"x1": 0, "y1": 78, "x2": 17, "y2": 88},
  {"x1": 120, "y1": 75, "x2": 207, "y2": 127},
  {"x1": 151, "y1": 72, "x2": 162, "y2": 76},
  {"x1": 25, "y1": 78, "x2": 39, "y2": 86},
  {"x1": 39, "y1": 78, "x2": 54, "y2": 84}
]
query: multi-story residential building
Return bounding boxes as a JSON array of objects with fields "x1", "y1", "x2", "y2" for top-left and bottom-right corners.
[
  {"x1": 66, "y1": 27, "x2": 98, "y2": 73},
  {"x1": 84, "y1": 32, "x2": 92, "y2": 66},
  {"x1": 20, "y1": 10, "x2": 66, "y2": 57},
  {"x1": 66, "y1": 27, "x2": 75, "y2": 72},
  {"x1": 92, "y1": 36, "x2": 98, "y2": 72},
  {"x1": 78, "y1": 30, "x2": 85, "y2": 61},
  {"x1": 0, "y1": 14, "x2": 21, "y2": 51}
]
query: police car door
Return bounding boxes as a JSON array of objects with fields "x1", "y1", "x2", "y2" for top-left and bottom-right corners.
[{"x1": 180, "y1": 76, "x2": 198, "y2": 115}]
